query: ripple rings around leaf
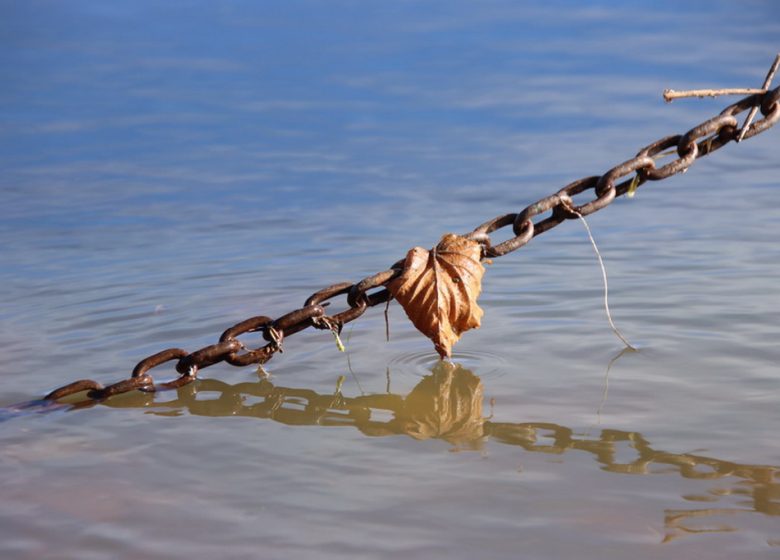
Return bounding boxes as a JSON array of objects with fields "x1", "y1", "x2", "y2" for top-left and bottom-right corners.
[{"x1": 388, "y1": 350, "x2": 508, "y2": 379}]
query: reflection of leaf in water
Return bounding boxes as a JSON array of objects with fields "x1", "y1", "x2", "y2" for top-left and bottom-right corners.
[{"x1": 393, "y1": 361, "x2": 484, "y2": 446}]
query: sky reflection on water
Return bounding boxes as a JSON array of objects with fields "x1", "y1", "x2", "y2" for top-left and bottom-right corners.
[{"x1": 1, "y1": 2, "x2": 779, "y2": 559}]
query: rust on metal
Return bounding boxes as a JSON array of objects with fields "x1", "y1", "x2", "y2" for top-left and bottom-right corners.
[{"x1": 40, "y1": 83, "x2": 780, "y2": 404}]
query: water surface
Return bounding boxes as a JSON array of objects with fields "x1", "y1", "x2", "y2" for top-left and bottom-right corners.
[{"x1": 1, "y1": 2, "x2": 779, "y2": 559}]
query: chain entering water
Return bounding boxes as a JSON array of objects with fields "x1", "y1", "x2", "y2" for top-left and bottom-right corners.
[{"x1": 40, "y1": 83, "x2": 780, "y2": 403}]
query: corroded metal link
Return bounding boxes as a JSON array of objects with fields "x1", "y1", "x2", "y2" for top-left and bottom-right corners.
[
  {"x1": 600, "y1": 155, "x2": 656, "y2": 192},
  {"x1": 37, "y1": 87, "x2": 780, "y2": 403},
  {"x1": 761, "y1": 85, "x2": 780, "y2": 112},
  {"x1": 306, "y1": 282, "x2": 353, "y2": 306},
  {"x1": 585, "y1": 181, "x2": 615, "y2": 214},
  {"x1": 513, "y1": 193, "x2": 562, "y2": 241},
  {"x1": 364, "y1": 288, "x2": 392, "y2": 308},
  {"x1": 760, "y1": 85, "x2": 780, "y2": 114},
  {"x1": 517, "y1": 194, "x2": 562, "y2": 226},
  {"x1": 599, "y1": 156, "x2": 656, "y2": 201},
  {"x1": 679, "y1": 114, "x2": 738, "y2": 157},
  {"x1": 467, "y1": 193, "x2": 565, "y2": 258},
  {"x1": 268, "y1": 304, "x2": 326, "y2": 339},
  {"x1": 130, "y1": 348, "x2": 198, "y2": 394},
  {"x1": 152, "y1": 375, "x2": 198, "y2": 392},
  {"x1": 748, "y1": 87, "x2": 780, "y2": 137},
  {"x1": 175, "y1": 340, "x2": 243, "y2": 375},
  {"x1": 552, "y1": 176, "x2": 600, "y2": 220},
  {"x1": 720, "y1": 86, "x2": 780, "y2": 140},
  {"x1": 469, "y1": 213, "x2": 534, "y2": 257},
  {"x1": 306, "y1": 282, "x2": 367, "y2": 326},
  {"x1": 531, "y1": 212, "x2": 567, "y2": 236},
  {"x1": 636, "y1": 135, "x2": 698, "y2": 181},
  {"x1": 133, "y1": 348, "x2": 189, "y2": 377},
  {"x1": 221, "y1": 315, "x2": 273, "y2": 339},
  {"x1": 45, "y1": 379, "x2": 105, "y2": 400},
  {"x1": 721, "y1": 93, "x2": 765, "y2": 122},
  {"x1": 220, "y1": 315, "x2": 275, "y2": 367},
  {"x1": 88, "y1": 374, "x2": 153, "y2": 400},
  {"x1": 226, "y1": 343, "x2": 275, "y2": 367},
  {"x1": 574, "y1": 155, "x2": 655, "y2": 216},
  {"x1": 348, "y1": 269, "x2": 400, "y2": 308},
  {"x1": 471, "y1": 213, "x2": 515, "y2": 236}
]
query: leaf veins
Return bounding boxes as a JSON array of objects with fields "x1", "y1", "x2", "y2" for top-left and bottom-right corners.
[{"x1": 388, "y1": 233, "x2": 485, "y2": 359}]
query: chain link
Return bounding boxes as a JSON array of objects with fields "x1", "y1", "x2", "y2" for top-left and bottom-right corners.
[{"x1": 43, "y1": 86, "x2": 780, "y2": 403}]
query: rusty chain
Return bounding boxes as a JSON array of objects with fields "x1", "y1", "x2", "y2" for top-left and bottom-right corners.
[{"x1": 43, "y1": 86, "x2": 780, "y2": 403}]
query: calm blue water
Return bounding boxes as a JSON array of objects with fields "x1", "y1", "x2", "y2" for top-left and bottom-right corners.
[{"x1": 1, "y1": 2, "x2": 779, "y2": 559}]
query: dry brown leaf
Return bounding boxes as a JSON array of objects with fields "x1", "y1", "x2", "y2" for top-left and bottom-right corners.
[{"x1": 389, "y1": 233, "x2": 485, "y2": 359}]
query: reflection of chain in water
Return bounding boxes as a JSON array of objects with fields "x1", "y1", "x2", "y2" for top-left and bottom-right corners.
[{"x1": 50, "y1": 361, "x2": 780, "y2": 542}]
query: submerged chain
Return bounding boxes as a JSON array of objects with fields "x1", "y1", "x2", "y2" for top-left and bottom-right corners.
[{"x1": 44, "y1": 87, "x2": 780, "y2": 402}]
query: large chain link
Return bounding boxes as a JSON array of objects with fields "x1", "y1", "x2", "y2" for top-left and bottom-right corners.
[{"x1": 43, "y1": 86, "x2": 780, "y2": 403}]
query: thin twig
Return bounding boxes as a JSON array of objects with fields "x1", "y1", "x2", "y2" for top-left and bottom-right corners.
[
  {"x1": 737, "y1": 53, "x2": 780, "y2": 142},
  {"x1": 663, "y1": 87, "x2": 766, "y2": 103}
]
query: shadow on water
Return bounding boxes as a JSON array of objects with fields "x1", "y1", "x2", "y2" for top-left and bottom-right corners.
[{"x1": 5, "y1": 361, "x2": 779, "y2": 543}]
